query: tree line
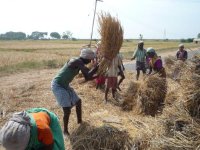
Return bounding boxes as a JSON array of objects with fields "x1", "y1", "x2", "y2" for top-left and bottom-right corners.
[{"x1": 0, "y1": 31, "x2": 74, "y2": 40}]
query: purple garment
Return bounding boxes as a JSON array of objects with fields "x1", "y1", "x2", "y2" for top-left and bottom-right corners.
[
  {"x1": 176, "y1": 50, "x2": 188, "y2": 60},
  {"x1": 154, "y1": 59, "x2": 163, "y2": 71}
]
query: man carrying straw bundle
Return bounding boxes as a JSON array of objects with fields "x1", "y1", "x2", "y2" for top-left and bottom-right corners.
[
  {"x1": 51, "y1": 48, "x2": 98, "y2": 136},
  {"x1": 131, "y1": 41, "x2": 147, "y2": 80},
  {"x1": 105, "y1": 53, "x2": 123, "y2": 103}
]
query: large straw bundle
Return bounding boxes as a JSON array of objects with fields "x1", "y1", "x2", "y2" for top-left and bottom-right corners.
[
  {"x1": 97, "y1": 12, "x2": 123, "y2": 75},
  {"x1": 138, "y1": 75, "x2": 167, "y2": 116},
  {"x1": 122, "y1": 75, "x2": 167, "y2": 116},
  {"x1": 70, "y1": 123, "x2": 133, "y2": 150},
  {"x1": 122, "y1": 81, "x2": 140, "y2": 111}
]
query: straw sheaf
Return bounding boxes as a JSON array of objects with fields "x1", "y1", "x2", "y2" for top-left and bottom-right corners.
[
  {"x1": 70, "y1": 123, "x2": 133, "y2": 150},
  {"x1": 122, "y1": 75, "x2": 167, "y2": 116},
  {"x1": 122, "y1": 81, "x2": 140, "y2": 111},
  {"x1": 138, "y1": 76, "x2": 167, "y2": 116},
  {"x1": 97, "y1": 12, "x2": 124, "y2": 75}
]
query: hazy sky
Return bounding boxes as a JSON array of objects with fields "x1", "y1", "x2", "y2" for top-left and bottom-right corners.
[{"x1": 0, "y1": 0, "x2": 200, "y2": 39}]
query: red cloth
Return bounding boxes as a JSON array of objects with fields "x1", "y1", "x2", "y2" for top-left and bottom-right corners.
[
  {"x1": 106, "y1": 77, "x2": 117, "y2": 89},
  {"x1": 95, "y1": 76, "x2": 106, "y2": 85}
]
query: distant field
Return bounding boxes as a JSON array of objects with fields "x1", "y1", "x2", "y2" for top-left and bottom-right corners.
[{"x1": 0, "y1": 40, "x2": 199, "y2": 76}]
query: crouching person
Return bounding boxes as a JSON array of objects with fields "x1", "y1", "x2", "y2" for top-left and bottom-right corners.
[
  {"x1": 146, "y1": 47, "x2": 166, "y2": 78},
  {"x1": 51, "y1": 48, "x2": 98, "y2": 136},
  {"x1": 0, "y1": 108, "x2": 65, "y2": 150}
]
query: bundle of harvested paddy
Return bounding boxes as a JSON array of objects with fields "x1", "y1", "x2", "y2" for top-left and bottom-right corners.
[
  {"x1": 70, "y1": 123, "x2": 133, "y2": 150},
  {"x1": 97, "y1": 12, "x2": 123, "y2": 75},
  {"x1": 122, "y1": 75, "x2": 167, "y2": 116},
  {"x1": 164, "y1": 55, "x2": 176, "y2": 68},
  {"x1": 151, "y1": 103, "x2": 200, "y2": 150},
  {"x1": 137, "y1": 75, "x2": 167, "y2": 116},
  {"x1": 122, "y1": 81, "x2": 140, "y2": 111}
]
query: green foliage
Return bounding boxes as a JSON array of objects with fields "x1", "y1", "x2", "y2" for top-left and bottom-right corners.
[
  {"x1": 180, "y1": 38, "x2": 194, "y2": 43},
  {"x1": 0, "y1": 32, "x2": 26, "y2": 40},
  {"x1": 62, "y1": 35, "x2": 69, "y2": 39},
  {"x1": 50, "y1": 32, "x2": 61, "y2": 39},
  {"x1": 28, "y1": 31, "x2": 47, "y2": 40},
  {"x1": 62, "y1": 31, "x2": 72, "y2": 39},
  {"x1": 180, "y1": 39, "x2": 186, "y2": 43}
]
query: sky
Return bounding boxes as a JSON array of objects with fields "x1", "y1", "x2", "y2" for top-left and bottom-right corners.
[{"x1": 0, "y1": 0, "x2": 200, "y2": 39}]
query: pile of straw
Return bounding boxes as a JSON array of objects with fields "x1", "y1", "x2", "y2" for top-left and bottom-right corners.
[
  {"x1": 138, "y1": 76, "x2": 167, "y2": 116},
  {"x1": 150, "y1": 103, "x2": 200, "y2": 149},
  {"x1": 122, "y1": 75, "x2": 167, "y2": 116},
  {"x1": 164, "y1": 55, "x2": 176, "y2": 68},
  {"x1": 70, "y1": 123, "x2": 133, "y2": 150},
  {"x1": 97, "y1": 12, "x2": 123, "y2": 75},
  {"x1": 173, "y1": 57, "x2": 200, "y2": 118},
  {"x1": 122, "y1": 81, "x2": 140, "y2": 111}
]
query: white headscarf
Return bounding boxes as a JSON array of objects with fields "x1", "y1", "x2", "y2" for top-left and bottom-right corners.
[
  {"x1": 80, "y1": 48, "x2": 95, "y2": 60},
  {"x1": 178, "y1": 43, "x2": 184, "y2": 48},
  {"x1": 0, "y1": 111, "x2": 31, "y2": 150}
]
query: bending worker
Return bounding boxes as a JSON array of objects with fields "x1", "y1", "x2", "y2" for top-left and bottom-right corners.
[{"x1": 0, "y1": 108, "x2": 65, "y2": 150}]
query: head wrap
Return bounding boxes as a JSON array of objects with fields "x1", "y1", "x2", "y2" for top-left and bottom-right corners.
[
  {"x1": 80, "y1": 48, "x2": 95, "y2": 60},
  {"x1": 0, "y1": 111, "x2": 31, "y2": 150},
  {"x1": 178, "y1": 43, "x2": 184, "y2": 48},
  {"x1": 147, "y1": 47, "x2": 155, "y2": 53},
  {"x1": 138, "y1": 40, "x2": 144, "y2": 44}
]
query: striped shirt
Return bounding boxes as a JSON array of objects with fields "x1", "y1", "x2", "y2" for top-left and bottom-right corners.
[{"x1": 133, "y1": 48, "x2": 146, "y2": 62}]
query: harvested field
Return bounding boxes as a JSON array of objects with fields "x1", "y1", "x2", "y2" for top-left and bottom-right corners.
[{"x1": 0, "y1": 41, "x2": 200, "y2": 149}]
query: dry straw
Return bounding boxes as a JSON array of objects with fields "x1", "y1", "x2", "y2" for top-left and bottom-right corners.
[
  {"x1": 122, "y1": 75, "x2": 167, "y2": 116},
  {"x1": 97, "y1": 12, "x2": 123, "y2": 75},
  {"x1": 70, "y1": 123, "x2": 133, "y2": 150}
]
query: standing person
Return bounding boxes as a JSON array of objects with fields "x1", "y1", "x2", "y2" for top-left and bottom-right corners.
[
  {"x1": 0, "y1": 108, "x2": 65, "y2": 150},
  {"x1": 176, "y1": 44, "x2": 188, "y2": 61},
  {"x1": 131, "y1": 41, "x2": 147, "y2": 80},
  {"x1": 104, "y1": 54, "x2": 122, "y2": 103},
  {"x1": 146, "y1": 47, "x2": 166, "y2": 77},
  {"x1": 117, "y1": 53, "x2": 125, "y2": 91},
  {"x1": 173, "y1": 44, "x2": 188, "y2": 80},
  {"x1": 51, "y1": 48, "x2": 98, "y2": 136}
]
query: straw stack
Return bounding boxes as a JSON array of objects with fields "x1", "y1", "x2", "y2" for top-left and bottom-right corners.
[
  {"x1": 122, "y1": 75, "x2": 167, "y2": 116},
  {"x1": 138, "y1": 75, "x2": 167, "y2": 116},
  {"x1": 122, "y1": 81, "x2": 140, "y2": 111},
  {"x1": 97, "y1": 12, "x2": 123, "y2": 75},
  {"x1": 70, "y1": 123, "x2": 133, "y2": 150}
]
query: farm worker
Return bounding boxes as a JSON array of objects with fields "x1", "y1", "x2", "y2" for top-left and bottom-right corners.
[
  {"x1": 117, "y1": 53, "x2": 125, "y2": 91},
  {"x1": 131, "y1": 41, "x2": 147, "y2": 80},
  {"x1": 146, "y1": 47, "x2": 166, "y2": 78},
  {"x1": 51, "y1": 48, "x2": 98, "y2": 136},
  {"x1": 105, "y1": 53, "x2": 123, "y2": 103},
  {"x1": 95, "y1": 41, "x2": 106, "y2": 90},
  {"x1": 0, "y1": 108, "x2": 65, "y2": 150},
  {"x1": 176, "y1": 44, "x2": 188, "y2": 61}
]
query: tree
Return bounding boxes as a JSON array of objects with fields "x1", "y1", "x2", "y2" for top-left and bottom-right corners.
[
  {"x1": 198, "y1": 33, "x2": 200, "y2": 38},
  {"x1": 0, "y1": 31, "x2": 26, "y2": 40},
  {"x1": 28, "y1": 31, "x2": 47, "y2": 40},
  {"x1": 62, "y1": 35, "x2": 69, "y2": 39},
  {"x1": 62, "y1": 31, "x2": 72, "y2": 39},
  {"x1": 50, "y1": 32, "x2": 61, "y2": 39}
]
